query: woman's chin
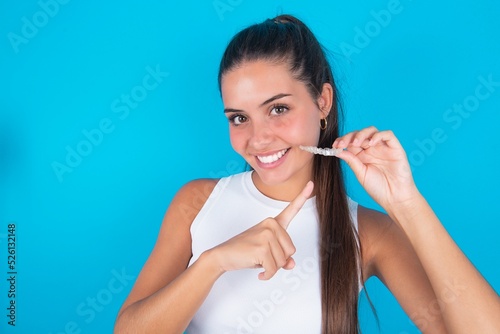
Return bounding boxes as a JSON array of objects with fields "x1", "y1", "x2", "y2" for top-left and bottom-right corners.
[{"x1": 252, "y1": 168, "x2": 290, "y2": 187}]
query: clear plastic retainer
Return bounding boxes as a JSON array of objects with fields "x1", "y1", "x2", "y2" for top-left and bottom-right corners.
[{"x1": 299, "y1": 145, "x2": 343, "y2": 157}]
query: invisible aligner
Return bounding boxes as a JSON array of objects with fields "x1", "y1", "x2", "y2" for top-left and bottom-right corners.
[{"x1": 299, "y1": 145, "x2": 342, "y2": 157}]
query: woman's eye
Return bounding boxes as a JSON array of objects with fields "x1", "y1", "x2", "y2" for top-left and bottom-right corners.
[
  {"x1": 230, "y1": 114, "x2": 247, "y2": 125},
  {"x1": 270, "y1": 105, "x2": 289, "y2": 115}
]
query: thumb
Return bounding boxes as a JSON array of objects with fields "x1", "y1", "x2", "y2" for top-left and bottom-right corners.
[
  {"x1": 336, "y1": 150, "x2": 367, "y2": 183},
  {"x1": 283, "y1": 257, "x2": 296, "y2": 270}
]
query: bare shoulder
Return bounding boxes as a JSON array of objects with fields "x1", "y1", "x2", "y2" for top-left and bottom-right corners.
[
  {"x1": 155, "y1": 177, "x2": 220, "y2": 249},
  {"x1": 168, "y1": 178, "x2": 219, "y2": 225},
  {"x1": 156, "y1": 177, "x2": 219, "y2": 253}
]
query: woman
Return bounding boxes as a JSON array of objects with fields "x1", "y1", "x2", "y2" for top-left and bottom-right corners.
[{"x1": 114, "y1": 15, "x2": 500, "y2": 333}]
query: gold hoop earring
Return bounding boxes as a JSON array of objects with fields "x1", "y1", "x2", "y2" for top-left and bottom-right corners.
[{"x1": 320, "y1": 118, "x2": 327, "y2": 130}]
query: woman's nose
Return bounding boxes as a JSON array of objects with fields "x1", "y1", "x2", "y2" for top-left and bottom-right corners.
[{"x1": 248, "y1": 122, "x2": 274, "y2": 150}]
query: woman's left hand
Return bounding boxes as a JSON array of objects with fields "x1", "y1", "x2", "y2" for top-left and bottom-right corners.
[{"x1": 333, "y1": 126, "x2": 420, "y2": 212}]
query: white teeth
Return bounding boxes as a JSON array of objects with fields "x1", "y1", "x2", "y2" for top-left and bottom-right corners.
[{"x1": 257, "y1": 148, "x2": 288, "y2": 164}]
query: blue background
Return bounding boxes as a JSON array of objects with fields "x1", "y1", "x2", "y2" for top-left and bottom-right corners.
[{"x1": 1, "y1": 0, "x2": 499, "y2": 333}]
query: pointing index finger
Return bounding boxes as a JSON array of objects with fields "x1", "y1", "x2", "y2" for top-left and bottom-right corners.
[{"x1": 275, "y1": 181, "x2": 314, "y2": 229}]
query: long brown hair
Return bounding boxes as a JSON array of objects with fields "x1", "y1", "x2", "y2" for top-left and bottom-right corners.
[{"x1": 218, "y1": 15, "x2": 363, "y2": 333}]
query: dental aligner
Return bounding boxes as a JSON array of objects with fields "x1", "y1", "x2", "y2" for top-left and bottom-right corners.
[{"x1": 299, "y1": 145, "x2": 343, "y2": 157}]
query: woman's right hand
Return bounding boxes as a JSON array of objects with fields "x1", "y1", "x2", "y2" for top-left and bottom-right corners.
[{"x1": 208, "y1": 181, "x2": 314, "y2": 280}]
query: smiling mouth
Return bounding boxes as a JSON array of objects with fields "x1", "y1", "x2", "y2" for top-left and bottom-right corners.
[{"x1": 256, "y1": 148, "x2": 290, "y2": 164}]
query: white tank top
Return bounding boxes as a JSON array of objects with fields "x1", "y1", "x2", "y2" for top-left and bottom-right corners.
[{"x1": 186, "y1": 171, "x2": 359, "y2": 334}]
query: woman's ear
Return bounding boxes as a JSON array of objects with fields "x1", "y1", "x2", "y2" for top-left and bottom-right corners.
[{"x1": 317, "y1": 83, "x2": 334, "y2": 117}]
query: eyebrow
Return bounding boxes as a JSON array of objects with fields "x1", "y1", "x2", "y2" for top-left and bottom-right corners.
[{"x1": 223, "y1": 93, "x2": 292, "y2": 113}]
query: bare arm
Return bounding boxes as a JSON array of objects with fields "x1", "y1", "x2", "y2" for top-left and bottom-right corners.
[
  {"x1": 115, "y1": 251, "x2": 223, "y2": 333},
  {"x1": 359, "y1": 206, "x2": 447, "y2": 333},
  {"x1": 387, "y1": 193, "x2": 500, "y2": 333},
  {"x1": 114, "y1": 179, "x2": 221, "y2": 333},
  {"x1": 335, "y1": 126, "x2": 500, "y2": 332}
]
